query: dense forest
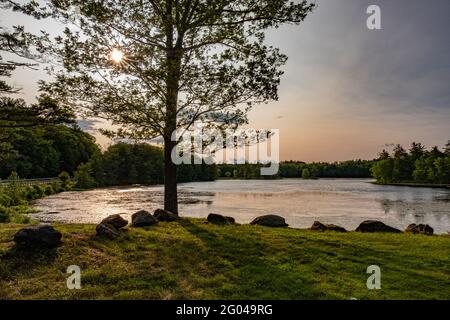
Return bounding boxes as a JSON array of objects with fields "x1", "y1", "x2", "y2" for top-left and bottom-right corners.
[
  {"x1": 0, "y1": 98, "x2": 216, "y2": 187},
  {"x1": 218, "y1": 160, "x2": 373, "y2": 179},
  {"x1": 75, "y1": 143, "x2": 217, "y2": 189},
  {"x1": 0, "y1": 125, "x2": 100, "y2": 179},
  {"x1": 0, "y1": 97, "x2": 100, "y2": 179},
  {"x1": 371, "y1": 142, "x2": 450, "y2": 185}
]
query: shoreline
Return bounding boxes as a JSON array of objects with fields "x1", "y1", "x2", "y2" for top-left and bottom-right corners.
[
  {"x1": 25, "y1": 178, "x2": 450, "y2": 234},
  {"x1": 25, "y1": 211, "x2": 449, "y2": 235},
  {"x1": 372, "y1": 182, "x2": 450, "y2": 189}
]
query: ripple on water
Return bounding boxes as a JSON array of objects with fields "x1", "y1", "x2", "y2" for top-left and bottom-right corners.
[{"x1": 30, "y1": 179, "x2": 450, "y2": 234}]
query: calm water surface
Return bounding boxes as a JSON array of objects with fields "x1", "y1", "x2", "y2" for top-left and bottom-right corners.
[{"x1": 31, "y1": 179, "x2": 450, "y2": 234}]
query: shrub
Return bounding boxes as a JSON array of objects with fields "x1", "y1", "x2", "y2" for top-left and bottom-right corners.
[
  {"x1": 75, "y1": 163, "x2": 97, "y2": 189},
  {"x1": 6, "y1": 172, "x2": 25, "y2": 206},
  {"x1": 0, "y1": 205, "x2": 8, "y2": 223},
  {"x1": 0, "y1": 205, "x2": 32, "y2": 224},
  {"x1": 58, "y1": 171, "x2": 72, "y2": 189},
  {"x1": 302, "y1": 168, "x2": 311, "y2": 179},
  {"x1": 33, "y1": 184, "x2": 45, "y2": 198},
  {"x1": 44, "y1": 185, "x2": 55, "y2": 196},
  {"x1": 25, "y1": 186, "x2": 39, "y2": 200},
  {"x1": 10, "y1": 212, "x2": 31, "y2": 224},
  {"x1": 0, "y1": 193, "x2": 12, "y2": 207},
  {"x1": 51, "y1": 181, "x2": 64, "y2": 193}
]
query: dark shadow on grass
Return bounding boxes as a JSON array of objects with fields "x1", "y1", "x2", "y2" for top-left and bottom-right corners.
[
  {"x1": 1, "y1": 245, "x2": 59, "y2": 279},
  {"x1": 176, "y1": 219, "x2": 320, "y2": 299},
  {"x1": 178, "y1": 219, "x2": 219, "y2": 242}
]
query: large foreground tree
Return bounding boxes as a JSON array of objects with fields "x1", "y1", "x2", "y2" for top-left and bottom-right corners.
[
  {"x1": 0, "y1": 0, "x2": 45, "y2": 95},
  {"x1": 0, "y1": 25, "x2": 33, "y2": 95},
  {"x1": 1, "y1": 1, "x2": 75, "y2": 127},
  {"x1": 0, "y1": 95, "x2": 75, "y2": 128},
  {"x1": 9, "y1": 0, "x2": 315, "y2": 213}
]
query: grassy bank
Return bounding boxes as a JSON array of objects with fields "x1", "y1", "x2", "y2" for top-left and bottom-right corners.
[
  {"x1": 0, "y1": 219, "x2": 449, "y2": 300},
  {"x1": 0, "y1": 172, "x2": 72, "y2": 223}
]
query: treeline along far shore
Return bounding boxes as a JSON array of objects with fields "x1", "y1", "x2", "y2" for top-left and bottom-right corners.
[
  {"x1": 1, "y1": 115, "x2": 450, "y2": 223},
  {"x1": 2, "y1": 118, "x2": 450, "y2": 185}
]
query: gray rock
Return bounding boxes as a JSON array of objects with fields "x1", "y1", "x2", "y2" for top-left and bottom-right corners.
[
  {"x1": 405, "y1": 224, "x2": 434, "y2": 236},
  {"x1": 207, "y1": 213, "x2": 235, "y2": 225},
  {"x1": 311, "y1": 221, "x2": 347, "y2": 232},
  {"x1": 96, "y1": 223, "x2": 120, "y2": 239},
  {"x1": 153, "y1": 209, "x2": 180, "y2": 222},
  {"x1": 311, "y1": 221, "x2": 327, "y2": 231},
  {"x1": 326, "y1": 224, "x2": 347, "y2": 233},
  {"x1": 250, "y1": 215, "x2": 288, "y2": 228},
  {"x1": 132, "y1": 210, "x2": 159, "y2": 227},
  {"x1": 356, "y1": 220, "x2": 401, "y2": 233},
  {"x1": 14, "y1": 225, "x2": 62, "y2": 248},
  {"x1": 100, "y1": 214, "x2": 128, "y2": 229}
]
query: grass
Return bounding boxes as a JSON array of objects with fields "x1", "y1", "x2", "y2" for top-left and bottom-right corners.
[
  {"x1": 0, "y1": 177, "x2": 70, "y2": 224},
  {"x1": 0, "y1": 205, "x2": 37, "y2": 224},
  {"x1": 0, "y1": 219, "x2": 449, "y2": 300}
]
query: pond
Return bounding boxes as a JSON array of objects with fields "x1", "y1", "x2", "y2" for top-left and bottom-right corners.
[{"x1": 31, "y1": 178, "x2": 450, "y2": 234}]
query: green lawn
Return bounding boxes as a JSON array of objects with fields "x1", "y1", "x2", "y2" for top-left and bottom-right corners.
[{"x1": 0, "y1": 219, "x2": 449, "y2": 300}]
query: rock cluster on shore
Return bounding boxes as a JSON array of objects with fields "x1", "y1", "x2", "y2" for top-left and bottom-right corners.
[
  {"x1": 206, "y1": 213, "x2": 435, "y2": 236},
  {"x1": 95, "y1": 209, "x2": 182, "y2": 237},
  {"x1": 12, "y1": 209, "x2": 436, "y2": 248},
  {"x1": 96, "y1": 214, "x2": 128, "y2": 238}
]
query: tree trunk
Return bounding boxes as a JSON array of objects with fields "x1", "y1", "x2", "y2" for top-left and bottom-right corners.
[
  {"x1": 164, "y1": 136, "x2": 178, "y2": 214},
  {"x1": 163, "y1": 51, "x2": 181, "y2": 214},
  {"x1": 163, "y1": 0, "x2": 183, "y2": 214}
]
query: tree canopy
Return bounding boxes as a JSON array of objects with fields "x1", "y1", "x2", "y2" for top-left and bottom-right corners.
[
  {"x1": 0, "y1": 95, "x2": 76, "y2": 128},
  {"x1": 6, "y1": 0, "x2": 315, "y2": 213},
  {"x1": 0, "y1": 24, "x2": 35, "y2": 94},
  {"x1": 371, "y1": 142, "x2": 450, "y2": 185},
  {"x1": 0, "y1": 124, "x2": 100, "y2": 179},
  {"x1": 74, "y1": 142, "x2": 217, "y2": 189}
]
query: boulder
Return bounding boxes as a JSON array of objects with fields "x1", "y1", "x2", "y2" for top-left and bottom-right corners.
[
  {"x1": 356, "y1": 220, "x2": 401, "y2": 233},
  {"x1": 153, "y1": 209, "x2": 180, "y2": 222},
  {"x1": 250, "y1": 215, "x2": 288, "y2": 228},
  {"x1": 132, "y1": 210, "x2": 159, "y2": 227},
  {"x1": 405, "y1": 223, "x2": 434, "y2": 236},
  {"x1": 14, "y1": 225, "x2": 62, "y2": 248},
  {"x1": 96, "y1": 223, "x2": 120, "y2": 239},
  {"x1": 311, "y1": 221, "x2": 327, "y2": 231},
  {"x1": 100, "y1": 214, "x2": 128, "y2": 229},
  {"x1": 207, "y1": 213, "x2": 235, "y2": 225},
  {"x1": 311, "y1": 221, "x2": 347, "y2": 232},
  {"x1": 326, "y1": 224, "x2": 347, "y2": 233}
]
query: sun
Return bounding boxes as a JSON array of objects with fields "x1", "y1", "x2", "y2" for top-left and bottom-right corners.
[{"x1": 110, "y1": 48, "x2": 124, "y2": 64}]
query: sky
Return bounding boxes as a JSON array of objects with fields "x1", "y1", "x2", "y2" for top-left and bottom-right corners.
[{"x1": 1, "y1": 0, "x2": 450, "y2": 162}]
